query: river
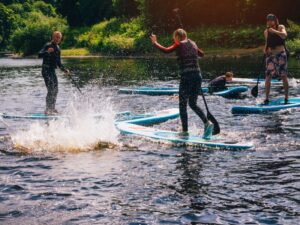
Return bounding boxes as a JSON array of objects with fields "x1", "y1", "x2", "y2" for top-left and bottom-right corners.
[{"x1": 0, "y1": 56, "x2": 299, "y2": 224}]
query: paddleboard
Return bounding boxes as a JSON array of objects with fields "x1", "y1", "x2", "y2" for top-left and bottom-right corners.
[
  {"x1": 1, "y1": 109, "x2": 180, "y2": 126},
  {"x1": 121, "y1": 108, "x2": 179, "y2": 126},
  {"x1": 0, "y1": 111, "x2": 131, "y2": 120},
  {"x1": 117, "y1": 122, "x2": 254, "y2": 150},
  {"x1": 119, "y1": 87, "x2": 209, "y2": 95},
  {"x1": 119, "y1": 86, "x2": 248, "y2": 97},
  {"x1": 233, "y1": 78, "x2": 283, "y2": 85},
  {"x1": 214, "y1": 86, "x2": 248, "y2": 97},
  {"x1": 232, "y1": 97, "x2": 300, "y2": 114}
]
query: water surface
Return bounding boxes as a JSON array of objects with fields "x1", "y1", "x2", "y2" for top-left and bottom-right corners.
[{"x1": 0, "y1": 57, "x2": 299, "y2": 224}]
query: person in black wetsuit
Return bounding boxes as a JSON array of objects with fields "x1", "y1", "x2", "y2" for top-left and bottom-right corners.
[
  {"x1": 38, "y1": 31, "x2": 69, "y2": 115},
  {"x1": 150, "y1": 29, "x2": 214, "y2": 139},
  {"x1": 208, "y1": 72, "x2": 233, "y2": 93}
]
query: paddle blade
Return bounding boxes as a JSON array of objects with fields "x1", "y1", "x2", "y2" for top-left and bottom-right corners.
[
  {"x1": 207, "y1": 113, "x2": 220, "y2": 135},
  {"x1": 251, "y1": 85, "x2": 258, "y2": 98}
]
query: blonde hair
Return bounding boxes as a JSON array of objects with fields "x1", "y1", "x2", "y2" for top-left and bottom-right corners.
[
  {"x1": 173, "y1": 29, "x2": 187, "y2": 41},
  {"x1": 225, "y1": 72, "x2": 234, "y2": 78},
  {"x1": 52, "y1": 31, "x2": 62, "y2": 39}
]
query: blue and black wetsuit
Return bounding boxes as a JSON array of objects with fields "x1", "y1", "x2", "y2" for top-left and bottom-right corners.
[
  {"x1": 154, "y1": 39, "x2": 208, "y2": 132},
  {"x1": 208, "y1": 75, "x2": 227, "y2": 93},
  {"x1": 38, "y1": 42, "x2": 66, "y2": 112}
]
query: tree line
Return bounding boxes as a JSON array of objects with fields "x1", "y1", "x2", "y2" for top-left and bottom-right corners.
[{"x1": 1, "y1": 0, "x2": 299, "y2": 54}]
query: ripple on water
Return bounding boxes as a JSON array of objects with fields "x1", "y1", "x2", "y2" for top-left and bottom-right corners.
[{"x1": 0, "y1": 58, "x2": 299, "y2": 224}]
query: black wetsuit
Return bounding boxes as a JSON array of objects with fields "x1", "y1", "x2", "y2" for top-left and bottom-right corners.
[
  {"x1": 154, "y1": 39, "x2": 208, "y2": 132},
  {"x1": 176, "y1": 40, "x2": 208, "y2": 132},
  {"x1": 38, "y1": 42, "x2": 65, "y2": 112},
  {"x1": 209, "y1": 75, "x2": 227, "y2": 93}
]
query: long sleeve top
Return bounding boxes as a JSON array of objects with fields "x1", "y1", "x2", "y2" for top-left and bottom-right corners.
[{"x1": 38, "y1": 42, "x2": 65, "y2": 71}]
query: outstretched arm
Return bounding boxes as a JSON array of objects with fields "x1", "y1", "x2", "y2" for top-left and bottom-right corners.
[{"x1": 150, "y1": 34, "x2": 179, "y2": 53}]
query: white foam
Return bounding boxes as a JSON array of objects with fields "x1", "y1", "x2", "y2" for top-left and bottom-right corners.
[{"x1": 11, "y1": 92, "x2": 119, "y2": 152}]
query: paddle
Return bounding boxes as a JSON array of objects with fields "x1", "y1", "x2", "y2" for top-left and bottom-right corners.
[
  {"x1": 173, "y1": 8, "x2": 184, "y2": 29},
  {"x1": 0, "y1": 113, "x2": 11, "y2": 130},
  {"x1": 251, "y1": 75, "x2": 260, "y2": 98},
  {"x1": 251, "y1": 55, "x2": 266, "y2": 98},
  {"x1": 68, "y1": 72, "x2": 83, "y2": 94},
  {"x1": 173, "y1": 8, "x2": 220, "y2": 135},
  {"x1": 199, "y1": 88, "x2": 220, "y2": 135}
]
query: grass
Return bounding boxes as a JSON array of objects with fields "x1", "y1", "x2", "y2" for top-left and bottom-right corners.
[{"x1": 61, "y1": 48, "x2": 91, "y2": 57}]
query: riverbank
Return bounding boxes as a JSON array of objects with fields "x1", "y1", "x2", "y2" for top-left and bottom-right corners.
[
  {"x1": 7, "y1": 47, "x2": 263, "y2": 59},
  {"x1": 7, "y1": 47, "x2": 300, "y2": 60}
]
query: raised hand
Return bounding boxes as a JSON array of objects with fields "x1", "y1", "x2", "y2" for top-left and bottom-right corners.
[
  {"x1": 47, "y1": 48, "x2": 54, "y2": 53},
  {"x1": 150, "y1": 34, "x2": 157, "y2": 44}
]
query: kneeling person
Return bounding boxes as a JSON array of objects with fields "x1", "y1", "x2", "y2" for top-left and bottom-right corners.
[{"x1": 208, "y1": 72, "x2": 233, "y2": 93}]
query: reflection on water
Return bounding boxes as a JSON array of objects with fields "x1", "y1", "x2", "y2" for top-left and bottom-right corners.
[{"x1": 0, "y1": 56, "x2": 299, "y2": 224}]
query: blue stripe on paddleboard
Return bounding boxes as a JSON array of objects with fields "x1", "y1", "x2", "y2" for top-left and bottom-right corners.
[
  {"x1": 214, "y1": 86, "x2": 248, "y2": 97},
  {"x1": 120, "y1": 109, "x2": 179, "y2": 126},
  {"x1": 1, "y1": 111, "x2": 131, "y2": 120},
  {"x1": 232, "y1": 98, "x2": 300, "y2": 114},
  {"x1": 119, "y1": 86, "x2": 249, "y2": 96},
  {"x1": 116, "y1": 123, "x2": 254, "y2": 150},
  {"x1": 119, "y1": 87, "x2": 209, "y2": 95}
]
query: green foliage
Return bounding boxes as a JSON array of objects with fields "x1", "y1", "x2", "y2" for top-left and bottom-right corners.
[
  {"x1": 286, "y1": 39, "x2": 300, "y2": 54},
  {"x1": 4, "y1": 0, "x2": 67, "y2": 55},
  {"x1": 2, "y1": 0, "x2": 300, "y2": 56},
  {"x1": 283, "y1": 20, "x2": 300, "y2": 55},
  {"x1": 32, "y1": 1, "x2": 56, "y2": 17},
  {"x1": 11, "y1": 11, "x2": 67, "y2": 55},
  {"x1": 76, "y1": 17, "x2": 147, "y2": 54},
  {"x1": 0, "y1": 3, "x2": 15, "y2": 49},
  {"x1": 287, "y1": 20, "x2": 300, "y2": 40},
  {"x1": 65, "y1": 18, "x2": 269, "y2": 55},
  {"x1": 189, "y1": 26, "x2": 265, "y2": 48},
  {"x1": 61, "y1": 27, "x2": 90, "y2": 48}
]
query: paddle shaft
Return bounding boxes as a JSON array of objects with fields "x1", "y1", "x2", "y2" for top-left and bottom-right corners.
[
  {"x1": 69, "y1": 73, "x2": 83, "y2": 94},
  {"x1": 174, "y1": 11, "x2": 184, "y2": 29},
  {"x1": 0, "y1": 115, "x2": 15, "y2": 135},
  {"x1": 257, "y1": 55, "x2": 267, "y2": 85},
  {"x1": 199, "y1": 88, "x2": 210, "y2": 113},
  {"x1": 251, "y1": 55, "x2": 266, "y2": 97},
  {"x1": 0, "y1": 116, "x2": 10, "y2": 128}
]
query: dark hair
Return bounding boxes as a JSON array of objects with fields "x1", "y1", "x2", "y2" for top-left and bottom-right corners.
[{"x1": 266, "y1": 14, "x2": 279, "y2": 29}]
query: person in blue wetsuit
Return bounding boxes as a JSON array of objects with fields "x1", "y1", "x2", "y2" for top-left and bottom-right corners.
[
  {"x1": 208, "y1": 72, "x2": 233, "y2": 93},
  {"x1": 39, "y1": 31, "x2": 70, "y2": 115},
  {"x1": 150, "y1": 29, "x2": 214, "y2": 139}
]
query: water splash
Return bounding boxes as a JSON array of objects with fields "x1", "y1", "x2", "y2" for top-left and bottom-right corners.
[
  {"x1": 289, "y1": 78, "x2": 299, "y2": 88},
  {"x1": 11, "y1": 92, "x2": 119, "y2": 153}
]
